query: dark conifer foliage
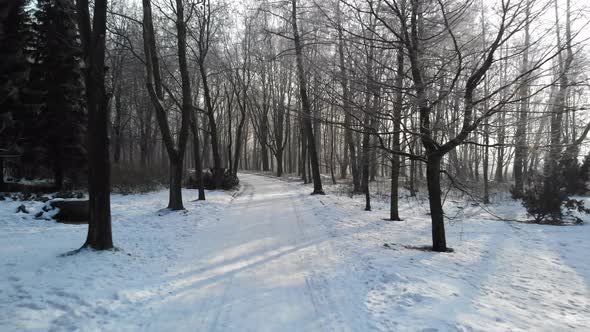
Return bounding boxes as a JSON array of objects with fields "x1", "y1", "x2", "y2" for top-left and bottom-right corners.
[
  {"x1": 0, "y1": 0, "x2": 31, "y2": 155},
  {"x1": 0, "y1": 1, "x2": 29, "y2": 104},
  {"x1": 30, "y1": 0, "x2": 87, "y2": 189}
]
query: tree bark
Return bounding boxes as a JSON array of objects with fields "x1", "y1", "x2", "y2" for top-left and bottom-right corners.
[
  {"x1": 141, "y1": 0, "x2": 193, "y2": 209},
  {"x1": 545, "y1": 0, "x2": 574, "y2": 194},
  {"x1": 426, "y1": 155, "x2": 446, "y2": 251},
  {"x1": 191, "y1": 110, "x2": 205, "y2": 200},
  {"x1": 513, "y1": 0, "x2": 531, "y2": 197},
  {"x1": 232, "y1": 107, "x2": 247, "y2": 176},
  {"x1": 390, "y1": 27, "x2": 404, "y2": 221},
  {"x1": 77, "y1": 0, "x2": 113, "y2": 250},
  {"x1": 200, "y1": 65, "x2": 222, "y2": 174},
  {"x1": 168, "y1": 155, "x2": 184, "y2": 209},
  {"x1": 336, "y1": 5, "x2": 358, "y2": 189},
  {"x1": 299, "y1": 119, "x2": 307, "y2": 182},
  {"x1": 291, "y1": 0, "x2": 323, "y2": 194}
]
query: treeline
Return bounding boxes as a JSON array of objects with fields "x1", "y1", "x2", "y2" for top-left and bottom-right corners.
[
  {"x1": 1, "y1": 0, "x2": 589, "y2": 252},
  {"x1": 103, "y1": 0, "x2": 589, "y2": 250},
  {"x1": 1, "y1": 0, "x2": 111, "y2": 249},
  {"x1": 0, "y1": 0, "x2": 86, "y2": 190}
]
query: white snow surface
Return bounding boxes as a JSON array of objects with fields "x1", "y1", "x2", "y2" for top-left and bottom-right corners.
[{"x1": 1, "y1": 173, "x2": 589, "y2": 331}]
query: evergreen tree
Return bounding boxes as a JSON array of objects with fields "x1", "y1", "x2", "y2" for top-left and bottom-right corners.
[
  {"x1": 0, "y1": 1, "x2": 29, "y2": 112},
  {"x1": 0, "y1": 0, "x2": 32, "y2": 185},
  {"x1": 31, "y1": 0, "x2": 86, "y2": 189},
  {"x1": 575, "y1": 152, "x2": 590, "y2": 195}
]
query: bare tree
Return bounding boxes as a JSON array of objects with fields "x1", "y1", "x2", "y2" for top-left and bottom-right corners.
[
  {"x1": 141, "y1": 0, "x2": 191, "y2": 210},
  {"x1": 76, "y1": 0, "x2": 113, "y2": 249},
  {"x1": 291, "y1": 0, "x2": 324, "y2": 194}
]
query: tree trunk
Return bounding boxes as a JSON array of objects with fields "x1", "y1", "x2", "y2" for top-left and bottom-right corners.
[
  {"x1": 390, "y1": 24, "x2": 404, "y2": 221},
  {"x1": 141, "y1": 0, "x2": 191, "y2": 209},
  {"x1": 495, "y1": 110, "x2": 506, "y2": 182},
  {"x1": 291, "y1": 0, "x2": 323, "y2": 195},
  {"x1": 483, "y1": 124, "x2": 490, "y2": 203},
  {"x1": 77, "y1": 0, "x2": 113, "y2": 250},
  {"x1": 232, "y1": 108, "x2": 247, "y2": 176},
  {"x1": 512, "y1": 0, "x2": 531, "y2": 197},
  {"x1": 409, "y1": 149, "x2": 416, "y2": 196},
  {"x1": 54, "y1": 162, "x2": 63, "y2": 191},
  {"x1": 260, "y1": 115, "x2": 269, "y2": 171},
  {"x1": 168, "y1": 156, "x2": 184, "y2": 209},
  {"x1": 495, "y1": 45, "x2": 509, "y2": 183},
  {"x1": 200, "y1": 66, "x2": 222, "y2": 174},
  {"x1": 276, "y1": 150, "x2": 284, "y2": 177},
  {"x1": 299, "y1": 119, "x2": 307, "y2": 182},
  {"x1": 427, "y1": 155, "x2": 446, "y2": 252},
  {"x1": 113, "y1": 87, "x2": 123, "y2": 164},
  {"x1": 0, "y1": 159, "x2": 4, "y2": 190},
  {"x1": 390, "y1": 157, "x2": 400, "y2": 220},
  {"x1": 545, "y1": 0, "x2": 573, "y2": 197},
  {"x1": 337, "y1": 18, "x2": 359, "y2": 187},
  {"x1": 482, "y1": 11, "x2": 490, "y2": 204},
  {"x1": 362, "y1": 112, "x2": 371, "y2": 211},
  {"x1": 191, "y1": 111, "x2": 205, "y2": 200}
]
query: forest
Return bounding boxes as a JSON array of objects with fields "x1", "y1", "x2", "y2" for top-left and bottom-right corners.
[{"x1": 1, "y1": 0, "x2": 589, "y2": 330}]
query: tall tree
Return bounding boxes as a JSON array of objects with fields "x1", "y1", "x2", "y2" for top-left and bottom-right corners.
[
  {"x1": 543, "y1": 0, "x2": 574, "y2": 198},
  {"x1": 389, "y1": 0, "x2": 405, "y2": 221},
  {"x1": 369, "y1": 0, "x2": 524, "y2": 251},
  {"x1": 76, "y1": 0, "x2": 113, "y2": 250},
  {"x1": 191, "y1": 0, "x2": 223, "y2": 186},
  {"x1": 291, "y1": 0, "x2": 324, "y2": 195},
  {"x1": 33, "y1": 0, "x2": 86, "y2": 190},
  {"x1": 336, "y1": 2, "x2": 359, "y2": 189},
  {"x1": 0, "y1": 0, "x2": 31, "y2": 180},
  {"x1": 141, "y1": 0, "x2": 191, "y2": 210},
  {"x1": 512, "y1": 0, "x2": 531, "y2": 197}
]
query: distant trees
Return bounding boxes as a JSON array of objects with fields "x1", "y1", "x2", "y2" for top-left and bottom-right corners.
[
  {"x1": 49, "y1": 0, "x2": 590, "y2": 245},
  {"x1": 5, "y1": 0, "x2": 588, "y2": 251},
  {"x1": 518, "y1": 0, "x2": 590, "y2": 223},
  {"x1": 349, "y1": 0, "x2": 520, "y2": 250}
]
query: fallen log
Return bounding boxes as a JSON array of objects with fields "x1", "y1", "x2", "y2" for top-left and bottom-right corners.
[{"x1": 49, "y1": 200, "x2": 89, "y2": 224}]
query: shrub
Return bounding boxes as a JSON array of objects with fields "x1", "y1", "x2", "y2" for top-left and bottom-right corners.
[
  {"x1": 186, "y1": 168, "x2": 239, "y2": 190},
  {"x1": 560, "y1": 156, "x2": 586, "y2": 195},
  {"x1": 111, "y1": 164, "x2": 166, "y2": 194},
  {"x1": 521, "y1": 174, "x2": 588, "y2": 224},
  {"x1": 578, "y1": 153, "x2": 590, "y2": 194}
]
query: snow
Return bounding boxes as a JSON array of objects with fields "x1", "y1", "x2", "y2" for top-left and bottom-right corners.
[
  {"x1": 5, "y1": 178, "x2": 54, "y2": 186},
  {"x1": 1, "y1": 173, "x2": 589, "y2": 331}
]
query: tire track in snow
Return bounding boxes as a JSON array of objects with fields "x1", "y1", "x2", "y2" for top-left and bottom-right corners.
[
  {"x1": 206, "y1": 179, "x2": 255, "y2": 332},
  {"x1": 290, "y1": 185, "x2": 361, "y2": 331}
]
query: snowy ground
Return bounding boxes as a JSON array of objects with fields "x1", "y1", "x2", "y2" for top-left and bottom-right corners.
[{"x1": 1, "y1": 173, "x2": 589, "y2": 331}]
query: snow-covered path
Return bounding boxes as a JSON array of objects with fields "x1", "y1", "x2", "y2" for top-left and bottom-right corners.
[
  {"x1": 127, "y1": 174, "x2": 365, "y2": 331},
  {"x1": 0, "y1": 173, "x2": 367, "y2": 331},
  {"x1": 1, "y1": 173, "x2": 590, "y2": 331}
]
